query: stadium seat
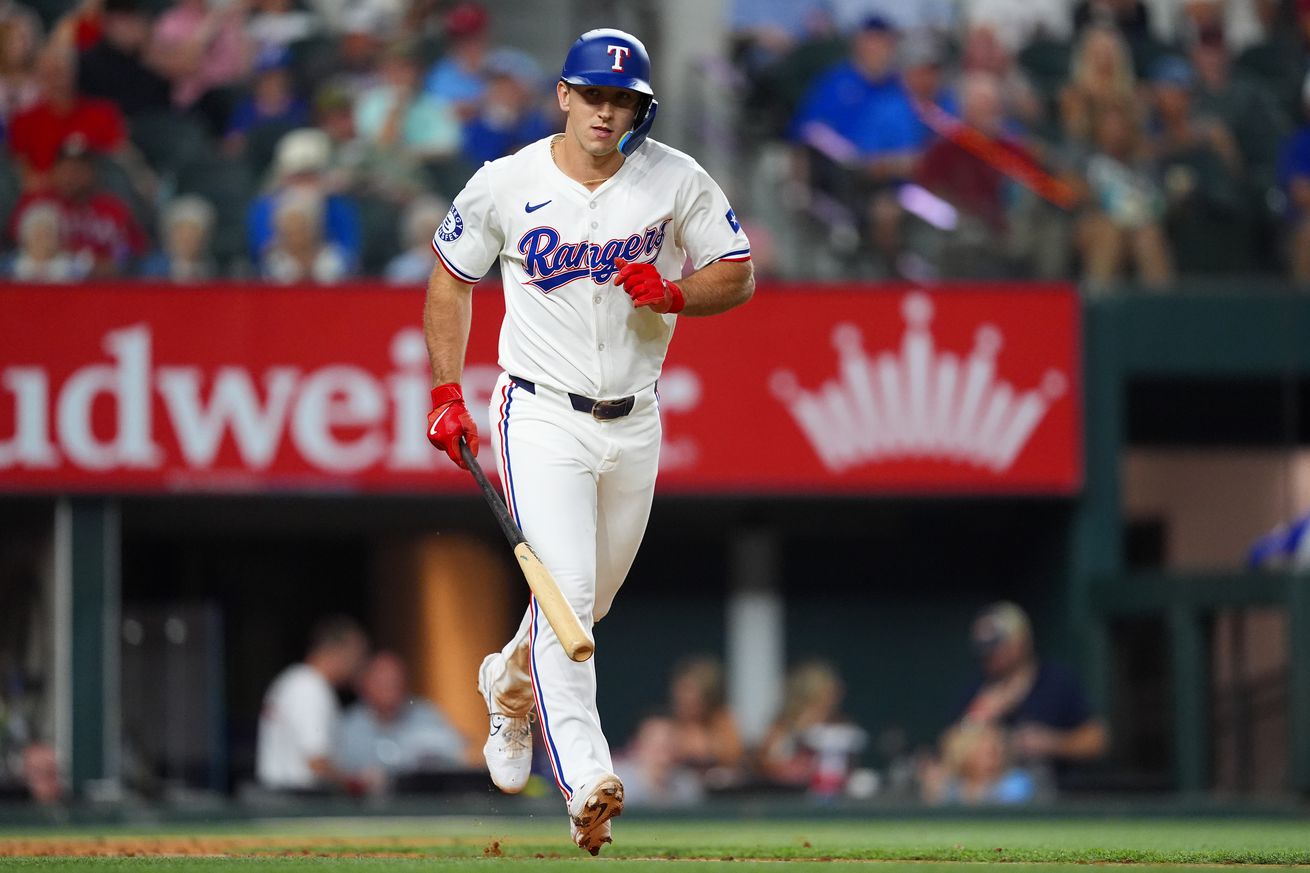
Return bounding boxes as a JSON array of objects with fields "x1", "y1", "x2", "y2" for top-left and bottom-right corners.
[
  {"x1": 129, "y1": 112, "x2": 214, "y2": 178},
  {"x1": 356, "y1": 194, "x2": 401, "y2": 276}
]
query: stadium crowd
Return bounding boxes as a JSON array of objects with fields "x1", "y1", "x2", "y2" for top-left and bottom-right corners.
[
  {"x1": 0, "y1": 0, "x2": 1307, "y2": 286},
  {"x1": 237, "y1": 603, "x2": 1103, "y2": 808},
  {"x1": 739, "y1": 0, "x2": 1308, "y2": 285},
  {"x1": 0, "y1": 0, "x2": 551, "y2": 283}
]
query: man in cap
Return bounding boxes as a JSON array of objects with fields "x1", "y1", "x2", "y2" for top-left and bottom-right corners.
[{"x1": 955, "y1": 601, "x2": 1108, "y2": 767}]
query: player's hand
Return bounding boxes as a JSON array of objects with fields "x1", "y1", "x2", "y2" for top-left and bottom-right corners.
[
  {"x1": 427, "y1": 383, "x2": 478, "y2": 469},
  {"x1": 614, "y1": 257, "x2": 684, "y2": 314}
]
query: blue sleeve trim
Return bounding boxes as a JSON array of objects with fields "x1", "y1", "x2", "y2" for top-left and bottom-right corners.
[{"x1": 431, "y1": 239, "x2": 484, "y2": 283}]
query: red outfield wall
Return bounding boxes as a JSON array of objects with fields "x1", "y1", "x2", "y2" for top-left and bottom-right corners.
[{"x1": 0, "y1": 283, "x2": 1081, "y2": 495}]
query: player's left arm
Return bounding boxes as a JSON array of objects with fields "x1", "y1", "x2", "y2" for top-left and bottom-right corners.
[
  {"x1": 616, "y1": 163, "x2": 754, "y2": 316},
  {"x1": 672, "y1": 258, "x2": 754, "y2": 316}
]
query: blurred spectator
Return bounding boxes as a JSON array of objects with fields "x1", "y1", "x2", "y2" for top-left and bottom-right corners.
[
  {"x1": 844, "y1": 33, "x2": 956, "y2": 272},
  {"x1": 322, "y1": 7, "x2": 385, "y2": 99},
  {"x1": 959, "y1": 24, "x2": 1043, "y2": 131},
  {"x1": 729, "y1": 0, "x2": 831, "y2": 76},
  {"x1": 460, "y1": 48, "x2": 553, "y2": 167},
  {"x1": 791, "y1": 15, "x2": 901, "y2": 156},
  {"x1": 1060, "y1": 23, "x2": 1140, "y2": 145},
  {"x1": 256, "y1": 614, "x2": 372, "y2": 791},
  {"x1": 306, "y1": 0, "x2": 403, "y2": 37},
  {"x1": 920, "y1": 722, "x2": 1038, "y2": 805},
  {"x1": 8, "y1": 136, "x2": 148, "y2": 277},
  {"x1": 334, "y1": 652, "x2": 469, "y2": 780},
  {"x1": 1234, "y1": 0, "x2": 1308, "y2": 119},
  {"x1": 260, "y1": 186, "x2": 350, "y2": 282},
  {"x1": 20, "y1": 742, "x2": 62, "y2": 805},
  {"x1": 1146, "y1": 55, "x2": 1249, "y2": 274},
  {"x1": 247, "y1": 127, "x2": 360, "y2": 268},
  {"x1": 384, "y1": 194, "x2": 444, "y2": 283},
  {"x1": 1070, "y1": 101, "x2": 1173, "y2": 289},
  {"x1": 1278, "y1": 71, "x2": 1310, "y2": 282},
  {"x1": 666, "y1": 656, "x2": 744, "y2": 780},
  {"x1": 8, "y1": 45, "x2": 129, "y2": 189},
  {"x1": 151, "y1": 0, "x2": 254, "y2": 134},
  {"x1": 954, "y1": 602, "x2": 1107, "y2": 769},
  {"x1": 224, "y1": 45, "x2": 309, "y2": 160},
  {"x1": 757, "y1": 660, "x2": 865, "y2": 797},
  {"x1": 959, "y1": 0, "x2": 1075, "y2": 54},
  {"x1": 6, "y1": 201, "x2": 90, "y2": 281},
  {"x1": 1185, "y1": 18, "x2": 1288, "y2": 178},
  {"x1": 422, "y1": 2, "x2": 490, "y2": 122},
  {"x1": 913, "y1": 73, "x2": 1049, "y2": 277},
  {"x1": 613, "y1": 714, "x2": 706, "y2": 808},
  {"x1": 354, "y1": 41, "x2": 460, "y2": 165},
  {"x1": 1073, "y1": 0, "x2": 1167, "y2": 75},
  {"x1": 1174, "y1": 0, "x2": 1265, "y2": 54},
  {"x1": 140, "y1": 194, "x2": 217, "y2": 281},
  {"x1": 77, "y1": 0, "x2": 172, "y2": 118},
  {"x1": 0, "y1": 12, "x2": 41, "y2": 125},
  {"x1": 246, "y1": 0, "x2": 322, "y2": 54}
]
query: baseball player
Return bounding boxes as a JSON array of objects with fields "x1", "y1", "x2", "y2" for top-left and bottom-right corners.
[{"x1": 423, "y1": 28, "x2": 753, "y2": 854}]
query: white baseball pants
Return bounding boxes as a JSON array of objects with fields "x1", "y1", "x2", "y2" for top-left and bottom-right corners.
[{"x1": 482, "y1": 370, "x2": 660, "y2": 803}]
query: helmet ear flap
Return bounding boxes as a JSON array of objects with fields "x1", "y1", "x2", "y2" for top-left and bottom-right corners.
[{"x1": 618, "y1": 97, "x2": 658, "y2": 156}]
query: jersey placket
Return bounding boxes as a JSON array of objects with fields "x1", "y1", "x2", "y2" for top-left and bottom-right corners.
[{"x1": 586, "y1": 193, "x2": 609, "y2": 395}]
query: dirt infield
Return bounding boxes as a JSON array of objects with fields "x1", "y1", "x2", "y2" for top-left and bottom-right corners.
[{"x1": 0, "y1": 835, "x2": 457, "y2": 857}]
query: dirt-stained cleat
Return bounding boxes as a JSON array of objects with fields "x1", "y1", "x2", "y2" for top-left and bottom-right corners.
[
  {"x1": 568, "y1": 773, "x2": 624, "y2": 849},
  {"x1": 571, "y1": 818, "x2": 612, "y2": 856}
]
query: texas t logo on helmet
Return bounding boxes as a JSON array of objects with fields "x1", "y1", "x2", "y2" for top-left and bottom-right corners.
[{"x1": 560, "y1": 28, "x2": 658, "y2": 156}]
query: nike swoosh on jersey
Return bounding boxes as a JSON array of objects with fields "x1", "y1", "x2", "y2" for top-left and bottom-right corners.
[{"x1": 525, "y1": 200, "x2": 552, "y2": 213}]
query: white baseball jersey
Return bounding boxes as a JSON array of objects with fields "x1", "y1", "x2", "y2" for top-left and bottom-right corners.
[
  {"x1": 431, "y1": 136, "x2": 751, "y2": 398},
  {"x1": 256, "y1": 663, "x2": 339, "y2": 789}
]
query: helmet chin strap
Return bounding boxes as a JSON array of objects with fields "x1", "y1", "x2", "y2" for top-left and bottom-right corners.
[{"x1": 618, "y1": 98, "x2": 658, "y2": 156}]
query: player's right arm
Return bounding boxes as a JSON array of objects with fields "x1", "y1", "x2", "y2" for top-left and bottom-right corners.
[
  {"x1": 423, "y1": 263, "x2": 478, "y2": 469},
  {"x1": 422, "y1": 167, "x2": 503, "y2": 470}
]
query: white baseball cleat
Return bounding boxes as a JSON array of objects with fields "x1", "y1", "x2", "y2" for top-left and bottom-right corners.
[
  {"x1": 571, "y1": 818, "x2": 612, "y2": 856},
  {"x1": 568, "y1": 773, "x2": 624, "y2": 854},
  {"x1": 478, "y1": 655, "x2": 534, "y2": 794}
]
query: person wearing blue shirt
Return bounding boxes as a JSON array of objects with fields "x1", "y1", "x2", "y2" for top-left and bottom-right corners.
[
  {"x1": 422, "y1": 1, "x2": 491, "y2": 122},
  {"x1": 1279, "y1": 73, "x2": 1310, "y2": 283},
  {"x1": 460, "y1": 48, "x2": 556, "y2": 166},
  {"x1": 790, "y1": 15, "x2": 902, "y2": 154},
  {"x1": 334, "y1": 652, "x2": 469, "y2": 778}
]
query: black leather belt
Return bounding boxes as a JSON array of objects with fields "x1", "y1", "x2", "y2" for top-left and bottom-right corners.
[{"x1": 509, "y1": 376, "x2": 636, "y2": 420}]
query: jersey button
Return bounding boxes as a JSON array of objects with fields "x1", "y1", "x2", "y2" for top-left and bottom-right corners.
[
  {"x1": 598, "y1": 343, "x2": 606, "y2": 351},
  {"x1": 589, "y1": 201, "x2": 597, "y2": 210},
  {"x1": 593, "y1": 296, "x2": 601, "y2": 304},
  {"x1": 590, "y1": 221, "x2": 598, "y2": 229}
]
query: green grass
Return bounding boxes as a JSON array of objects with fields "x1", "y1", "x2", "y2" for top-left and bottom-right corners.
[{"x1": 3, "y1": 817, "x2": 1310, "y2": 870}]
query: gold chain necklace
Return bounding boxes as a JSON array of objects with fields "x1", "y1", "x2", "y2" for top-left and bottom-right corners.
[{"x1": 551, "y1": 137, "x2": 617, "y2": 186}]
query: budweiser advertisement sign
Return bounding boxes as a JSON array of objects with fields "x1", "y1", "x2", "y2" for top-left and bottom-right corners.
[{"x1": 0, "y1": 284, "x2": 1080, "y2": 495}]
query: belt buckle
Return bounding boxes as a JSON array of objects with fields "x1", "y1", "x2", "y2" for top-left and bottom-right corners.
[{"x1": 592, "y1": 399, "x2": 625, "y2": 421}]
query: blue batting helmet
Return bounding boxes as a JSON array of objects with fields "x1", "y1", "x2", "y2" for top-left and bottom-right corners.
[{"x1": 560, "y1": 28, "x2": 658, "y2": 155}]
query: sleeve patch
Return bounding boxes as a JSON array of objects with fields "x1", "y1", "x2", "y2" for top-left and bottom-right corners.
[
  {"x1": 725, "y1": 208, "x2": 741, "y2": 233},
  {"x1": 437, "y1": 205, "x2": 464, "y2": 242}
]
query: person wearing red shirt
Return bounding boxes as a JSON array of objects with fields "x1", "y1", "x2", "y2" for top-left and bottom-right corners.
[
  {"x1": 8, "y1": 137, "x2": 148, "y2": 277},
  {"x1": 7, "y1": 46, "x2": 127, "y2": 188}
]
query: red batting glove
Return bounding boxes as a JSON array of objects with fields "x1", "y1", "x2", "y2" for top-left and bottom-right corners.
[
  {"x1": 614, "y1": 257, "x2": 684, "y2": 314},
  {"x1": 427, "y1": 382, "x2": 478, "y2": 469}
]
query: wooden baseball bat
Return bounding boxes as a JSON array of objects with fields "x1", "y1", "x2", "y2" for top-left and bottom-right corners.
[{"x1": 459, "y1": 438, "x2": 595, "y2": 662}]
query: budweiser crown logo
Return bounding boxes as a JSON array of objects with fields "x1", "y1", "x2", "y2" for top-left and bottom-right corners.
[{"x1": 769, "y1": 292, "x2": 1067, "y2": 474}]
